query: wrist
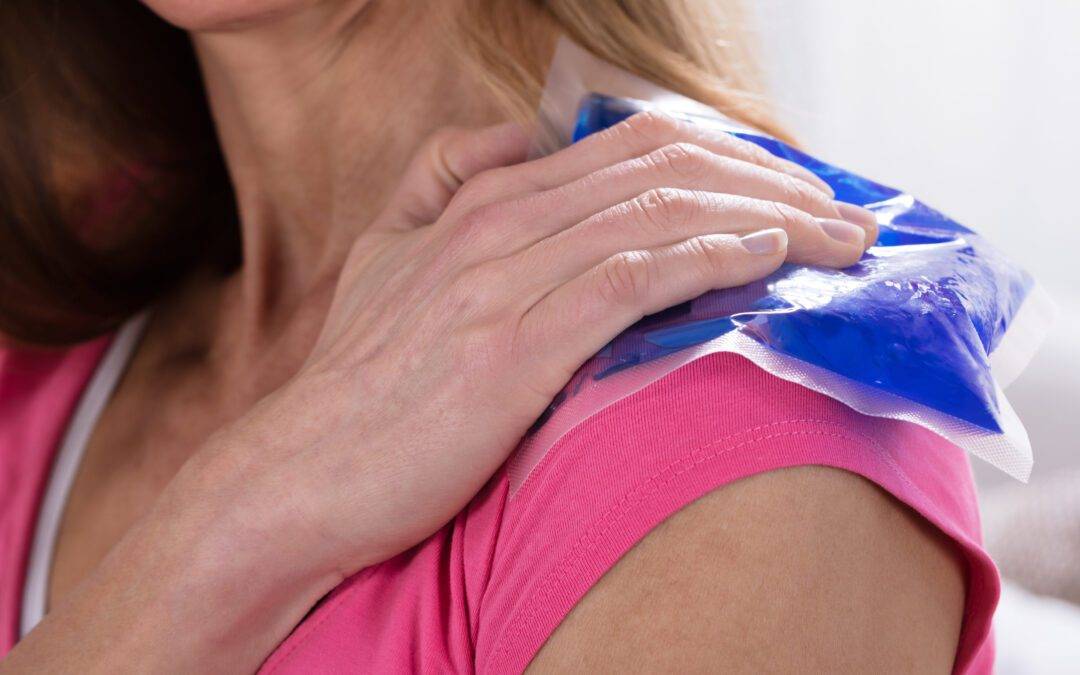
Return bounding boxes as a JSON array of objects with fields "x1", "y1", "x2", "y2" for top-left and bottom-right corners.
[
  {"x1": 5, "y1": 455, "x2": 343, "y2": 675},
  {"x1": 179, "y1": 376, "x2": 367, "y2": 581},
  {"x1": 134, "y1": 445, "x2": 345, "y2": 667}
]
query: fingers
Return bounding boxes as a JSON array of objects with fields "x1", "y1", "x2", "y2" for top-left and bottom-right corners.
[
  {"x1": 427, "y1": 110, "x2": 833, "y2": 236},
  {"x1": 513, "y1": 190, "x2": 864, "y2": 295},
  {"x1": 505, "y1": 141, "x2": 868, "y2": 250},
  {"x1": 516, "y1": 230, "x2": 788, "y2": 375},
  {"x1": 834, "y1": 201, "x2": 879, "y2": 246},
  {"x1": 382, "y1": 123, "x2": 530, "y2": 227},
  {"x1": 519, "y1": 110, "x2": 833, "y2": 197},
  {"x1": 389, "y1": 115, "x2": 877, "y2": 290}
]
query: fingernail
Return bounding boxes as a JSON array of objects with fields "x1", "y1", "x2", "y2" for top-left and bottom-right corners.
[
  {"x1": 817, "y1": 218, "x2": 865, "y2": 246},
  {"x1": 835, "y1": 202, "x2": 876, "y2": 229},
  {"x1": 791, "y1": 166, "x2": 834, "y2": 197},
  {"x1": 740, "y1": 228, "x2": 788, "y2": 255}
]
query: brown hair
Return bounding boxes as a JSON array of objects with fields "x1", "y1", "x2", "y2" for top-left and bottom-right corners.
[{"x1": 0, "y1": 0, "x2": 786, "y2": 346}]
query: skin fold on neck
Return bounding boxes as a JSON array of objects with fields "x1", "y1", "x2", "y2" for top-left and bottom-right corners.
[
  {"x1": 44, "y1": 0, "x2": 539, "y2": 611},
  {"x1": 180, "y1": 0, "x2": 510, "y2": 372}
]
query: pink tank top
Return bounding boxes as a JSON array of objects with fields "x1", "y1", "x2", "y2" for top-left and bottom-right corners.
[{"x1": 0, "y1": 334, "x2": 998, "y2": 673}]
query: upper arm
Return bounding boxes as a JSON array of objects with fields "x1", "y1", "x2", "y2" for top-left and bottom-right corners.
[{"x1": 526, "y1": 465, "x2": 966, "y2": 673}]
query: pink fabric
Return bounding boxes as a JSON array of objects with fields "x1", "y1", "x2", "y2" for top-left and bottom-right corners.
[
  {"x1": 0, "y1": 341, "x2": 998, "y2": 673},
  {"x1": 0, "y1": 336, "x2": 112, "y2": 648}
]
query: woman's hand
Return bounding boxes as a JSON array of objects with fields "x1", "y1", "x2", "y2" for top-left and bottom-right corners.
[
  {"x1": 204, "y1": 110, "x2": 878, "y2": 578},
  {"x1": 2, "y1": 111, "x2": 877, "y2": 674}
]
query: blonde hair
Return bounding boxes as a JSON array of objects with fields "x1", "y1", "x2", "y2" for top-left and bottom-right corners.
[
  {"x1": 456, "y1": 0, "x2": 792, "y2": 143},
  {"x1": 0, "y1": 0, "x2": 789, "y2": 344}
]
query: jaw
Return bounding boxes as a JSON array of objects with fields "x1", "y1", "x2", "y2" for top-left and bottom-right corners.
[{"x1": 140, "y1": 0, "x2": 367, "y2": 33}]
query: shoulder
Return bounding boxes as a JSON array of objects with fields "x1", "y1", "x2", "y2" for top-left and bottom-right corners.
[
  {"x1": 527, "y1": 464, "x2": 965, "y2": 673},
  {"x1": 477, "y1": 352, "x2": 996, "y2": 672}
]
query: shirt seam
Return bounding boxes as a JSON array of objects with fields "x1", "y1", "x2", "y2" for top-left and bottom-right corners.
[{"x1": 484, "y1": 418, "x2": 958, "y2": 670}]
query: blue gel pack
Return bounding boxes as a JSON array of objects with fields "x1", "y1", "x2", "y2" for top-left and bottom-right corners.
[{"x1": 541, "y1": 93, "x2": 1043, "y2": 450}]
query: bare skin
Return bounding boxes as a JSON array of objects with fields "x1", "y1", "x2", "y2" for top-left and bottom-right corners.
[
  {"x1": 0, "y1": 0, "x2": 960, "y2": 673},
  {"x1": 527, "y1": 467, "x2": 964, "y2": 673},
  {"x1": 47, "y1": 0, "x2": 504, "y2": 608}
]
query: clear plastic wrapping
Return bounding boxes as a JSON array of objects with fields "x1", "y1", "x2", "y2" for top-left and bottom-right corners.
[{"x1": 509, "y1": 39, "x2": 1055, "y2": 491}]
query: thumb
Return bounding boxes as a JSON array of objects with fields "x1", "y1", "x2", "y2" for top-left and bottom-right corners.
[{"x1": 384, "y1": 122, "x2": 530, "y2": 227}]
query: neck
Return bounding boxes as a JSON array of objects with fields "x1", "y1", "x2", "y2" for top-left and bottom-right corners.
[{"x1": 190, "y1": 1, "x2": 502, "y2": 332}]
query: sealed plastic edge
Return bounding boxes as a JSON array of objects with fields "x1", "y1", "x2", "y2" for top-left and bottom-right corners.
[
  {"x1": 515, "y1": 36, "x2": 1044, "y2": 496},
  {"x1": 509, "y1": 330, "x2": 1035, "y2": 497},
  {"x1": 990, "y1": 282, "x2": 1057, "y2": 389}
]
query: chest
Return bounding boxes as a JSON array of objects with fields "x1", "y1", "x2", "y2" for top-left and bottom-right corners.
[
  {"x1": 43, "y1": 342, "x2": 298, "y2": 612},
  {"x1": 37, "y1": 299, "x2": 327, "y2": 615},
  {"x1": 45, "y1": 370, "x2": 236, "y2": 609}
]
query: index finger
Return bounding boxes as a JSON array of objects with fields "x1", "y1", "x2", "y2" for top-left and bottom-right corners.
[{"x1": 518, "y1": 109, "x2": 832, "y2": 196}]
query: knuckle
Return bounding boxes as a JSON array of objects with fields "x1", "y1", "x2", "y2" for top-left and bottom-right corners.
[
  {"x1": 688, "y1": 235, "x2": 732, "y2": 272},
  {"x1": 598, "y1": 250, "x2": 654, "y2": 306},
  {"x1": 766, "y1": 199, "x2": 807, "y2": 232},
  {"x1": 779, "y1": 171, "x2": 827, "y2": 212},
  {"x1": 456, "y1": 168, "x2": 504, "y2": 204},
  {"x1": 651, "y1": 142, "x2": 710, "y2": 182},
  {"x1": 633, "y1": 188, "x2": 697, "y2": 231},
  {"x1": 447, "y1": 263, "x2": 501, "y2": 317},
  {"x1": 616, "y1": 109, "x2": 680, "y2": 146},
  {"x1": 451, "y1": 202, "x2": 503, "y2": 246}
]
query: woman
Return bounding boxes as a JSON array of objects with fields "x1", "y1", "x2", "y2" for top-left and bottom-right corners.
[{"x1": 0, "y1": 1, "x2": 996, "y2": 672}]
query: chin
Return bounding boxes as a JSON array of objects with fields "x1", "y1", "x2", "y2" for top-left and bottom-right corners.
[{"x1": 141, "y1": 0, "x2": 354, "y2": 31}]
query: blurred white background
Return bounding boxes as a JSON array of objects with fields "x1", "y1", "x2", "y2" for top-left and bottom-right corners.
[
  {"x1": 752, "y1": 0, "x2": 1080, "y2": 484},
  {"x1": 750, "y1": 1, "x2": 1080, "y2": 669}
]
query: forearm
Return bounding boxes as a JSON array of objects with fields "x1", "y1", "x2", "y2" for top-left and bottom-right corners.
[{"x1": 1, "y1": 451, "x2": 341, "y2": 674}]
